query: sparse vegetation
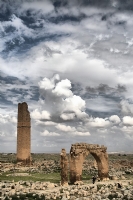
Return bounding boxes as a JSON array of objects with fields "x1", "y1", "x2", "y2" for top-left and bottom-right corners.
[
  {"x1": 9, "y1": 193, "x2": 46, "y2": 200},
  {"x1": 0, "y1": 172, "x2": 61, "y2": 183},
  {"x1": 0, "y1": 152, "x2": 133, "y2": 200}
]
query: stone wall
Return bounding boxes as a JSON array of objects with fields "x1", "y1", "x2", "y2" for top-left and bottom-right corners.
[
  {"x1": 17, "y1": 102, "x2": 31, "y2": 164},
  {"x1": 60, "y1": 149, "x2": 68, "y2": 186}
]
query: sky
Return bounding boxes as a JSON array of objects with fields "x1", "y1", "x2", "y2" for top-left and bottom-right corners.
[{"x1": 0, "y1": 0, "x2": 133, "y2": 153}]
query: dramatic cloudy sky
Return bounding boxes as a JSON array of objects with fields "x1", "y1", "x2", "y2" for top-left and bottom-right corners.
[{"x1": 1, "y1": 0, "x2": 133, "y2": 153}]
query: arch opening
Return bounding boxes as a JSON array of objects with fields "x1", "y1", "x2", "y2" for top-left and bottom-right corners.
[{"x1": 69, "y1": 143, "x2": 109, "y2": 184}]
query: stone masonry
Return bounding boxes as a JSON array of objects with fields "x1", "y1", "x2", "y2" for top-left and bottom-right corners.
[
  {"x1": 17, "y1": 102, "x2": 31, "y2": 164},
  {"x1": 60, "y1": 148, "x2": 68, "y2": 186},
  {"x1": 69, "y1": 143, "x2": 109, "y2": 184}
]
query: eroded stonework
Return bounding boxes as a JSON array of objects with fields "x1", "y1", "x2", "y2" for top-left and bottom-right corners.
[
  {"x1": 17, "y1": 102, "x2": 31, "y2": 164},
  {"x1": 60, "y1": 149, "x2": 68, "y2": 186},
  {"x1": 69, "y1": 143, "x2": 109, "y2": 184}
]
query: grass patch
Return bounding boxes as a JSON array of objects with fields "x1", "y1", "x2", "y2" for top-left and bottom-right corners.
[
  {"x1": 0, "y1": 172, "x2": 60, "y2": 183},
  {"x1": 0, "y1": 172, "x2": 92, "y2": 183},
  {"x1": 82, "y1": 173, "x2": 92, "y2": 181},
  {"x1": 6, "y1": 193, "x2": 46, "y2": 200}
]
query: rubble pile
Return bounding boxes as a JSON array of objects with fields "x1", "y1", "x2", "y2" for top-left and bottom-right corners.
[{"x1": 0, "y1": 180, "x2": 133, "y2": 200}]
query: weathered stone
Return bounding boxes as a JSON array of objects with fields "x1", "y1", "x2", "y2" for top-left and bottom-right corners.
[
  {"x1": 69, "y1": 143, "x2": 109, "y2": 184},
  {"x1": 17, "y1": 102, "x2": 31, "y2": 164},
  {"x1": 60, "y1": 149, "x2": 68, "y2": 186}
]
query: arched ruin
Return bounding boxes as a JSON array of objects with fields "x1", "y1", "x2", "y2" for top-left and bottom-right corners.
[{"x1": 69, "y1": 143, "x2": 109, "y2": 184}]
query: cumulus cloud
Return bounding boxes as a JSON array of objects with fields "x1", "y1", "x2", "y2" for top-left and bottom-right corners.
[
  {"x1": 40, "y1": 130, "x2": 60, "y2": 137},
  {"x1": 72, "y1": 131, "x2": 90, "y2": 136},
  {"x1": 0, "y1": 114, "x2": 17, "y2": 124},
  {"x1": 123, "y1": 116, "x2": 133, "y2": 126},
  {"x1": 35, "y1": 74, "x2": 88, "y2": 122},
  {"x1": 31, "y1": 109, "x2": 51, "y2": 120},
  {"x1": 60, "y1": 113, "x2": 75, "y2": 120},
  {"x1": 43, "y1": 121, "x2": 56, "y2": 126},
  {"x1": 109, "y1": 115, "x2": 121, "y2": 124},
  {"x1": 38, "y1": 74, "x2": 60, "y2": 90},
  {"x1": 61, "y1": 95, "x2": 87, "y2": 120},
  {"x1": 56, "y1": 124, "x2": 76, "y2": 132},
  {"x1": 87, "y1": 117, "x2": 110, "y2": 128},
  {"x1": 52, "y1": 79, "x2": 73, "y2": 97}
]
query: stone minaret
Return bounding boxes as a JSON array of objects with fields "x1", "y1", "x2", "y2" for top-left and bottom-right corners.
[{"x1": 17, "y1": 102, "x2": 31, "y2": 164}]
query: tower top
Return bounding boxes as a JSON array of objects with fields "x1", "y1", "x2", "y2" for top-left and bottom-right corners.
[{"x1": 18, "y1": 102, "x2": 30, "y2": 122}]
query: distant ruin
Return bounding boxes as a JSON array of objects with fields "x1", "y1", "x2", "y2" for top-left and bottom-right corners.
[
  {"x1": 60, "y1": 143, "x2": 109, "y2": 185},
  {"x1": 17, "y1": 102, "x2": 31, "y2": 164}
]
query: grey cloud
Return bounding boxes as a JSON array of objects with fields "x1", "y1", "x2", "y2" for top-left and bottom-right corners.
[
  {"x1": 0, "y1": 73, "x2": 25, "y2": 84},
  {"x1": 0, "y1": 74, "x2": 39, "y2": 107},
  {"x1": 1, "y1": 0, "x2": 133, "y2": 153},
  {"x1": 84, "y1": 84, "x2": 126, "y2": 118},
  {"x1": 85, "y1": 96, "x2": 121, "y2": 117},
  {"x1": 86, "y1": 84, "x2": 126, "y2": 95},
  {"x1": 120, "y1": 100, "x2": 133, "y2": 116}
]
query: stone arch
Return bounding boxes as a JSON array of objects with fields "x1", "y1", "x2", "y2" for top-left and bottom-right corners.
[{"x1": 69, "y1": 143, "x2": 109, "y2": 184}]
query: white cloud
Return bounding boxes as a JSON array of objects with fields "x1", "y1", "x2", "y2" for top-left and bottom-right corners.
[
  {"x1": 40, "y1": 130, "x2": 60, "y2": 136},
  {"x1": 60, "y1": 113, "x2": 75, "y2": 120},
  {"x1": 56, "y1": 124, "x2": 76, "y2": 132},
  {"x1": 35, "y1": 120, "x2": 56, "y2": 125},
  {"x1": 37, "y1": 74, "x2": 88, "y2": 121},
  {"x1": 109, "y1": 115, "x2": 121, "y2": 124},
  {"x1": 0, "y1": 114, "x2": 17, "y2": 124},
  {"x1": 31, "y1": 109, "x2": 51, "y2": 120},
  {"x1": 123, "y1": 116, "x2": 133, "y2": 126},
  {"x1": 72, "y1": 131, "x2": 90, "y2": 136},
  {"x1": 43, "y1": 121, "x2": 56, "y2": 126},
  {"x1": 52, "y1": 79, "x2": 73, "y2": 97},
  {"x1": 38, "y1": 77, "x2": 55, "y2": 90},
  {"x1": 63, "y1": 95, "x2": 86, "y2": 119},
  {"x1": 38, "y1": 74, "x2": 60, "y2": 90},
  {"x1": 88, "y1": 117, "x2": 110, "y2": 128}
]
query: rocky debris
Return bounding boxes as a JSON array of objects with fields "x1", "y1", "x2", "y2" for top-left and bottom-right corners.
[
  {"x1": 0, "y1": 180, "x2": 133, "y2": 200},
  {"x1": 0, "y1": 153, "x2": 133, "y2": 178},
  {"x1": 0, "y1": 159, "x2": 61, "y2": 174}
]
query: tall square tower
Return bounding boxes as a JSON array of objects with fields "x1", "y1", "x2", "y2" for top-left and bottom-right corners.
[{"x1": 17, "y1": 102, "x2": 31, "y2": 164}]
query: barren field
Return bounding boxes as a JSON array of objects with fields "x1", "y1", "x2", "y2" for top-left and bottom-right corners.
[
  {"x1": 0, "y1": 153, "x2": 133, "y2": 199},
  {"x1": 0, "y1": 153, "x2": 133, "y2": 182}
]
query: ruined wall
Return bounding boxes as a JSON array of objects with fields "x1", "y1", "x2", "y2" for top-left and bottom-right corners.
[
  {"x1": 69, "y1": 143, "x2": 89, "y2": 184},
  {"x1": 69, "y1": 143, "x2": 109, "y2": 184},
  {"x1": 60, "y1": 149, "x2": 68, "y2": 186},
  {"x1": 17, "y1": 102, "x2": 31, "y2": 164},
  {"x1": 90, "y1": 145, "x2": 109, "y2": 181}
]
